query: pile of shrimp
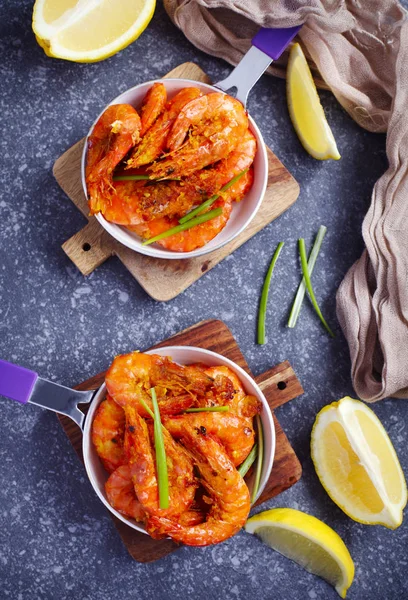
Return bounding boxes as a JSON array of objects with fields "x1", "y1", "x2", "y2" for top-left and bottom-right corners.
[
  {"x1": 85, "y1": 83, "x2": 256, "y2": 252},
  {"x1": 91, "y1": 352, "x2": 262, "y2": 546}
]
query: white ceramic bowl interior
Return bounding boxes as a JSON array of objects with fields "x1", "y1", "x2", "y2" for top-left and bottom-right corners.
[
  {"x1": 81, "y1": 78, "x2": 268, "y2": 260},
  {"x1": 83, "y1": 346, "x2": 275, "y2": 536}
]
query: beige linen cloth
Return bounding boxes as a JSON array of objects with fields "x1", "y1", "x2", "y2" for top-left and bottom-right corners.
[{"x1": 164, "y1": 0, "x2": 408, "y2": 402}]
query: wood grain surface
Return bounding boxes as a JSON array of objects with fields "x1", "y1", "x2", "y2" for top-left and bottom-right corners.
[
  {"x1": 58, "y1": 319, "x2": 303, "y2": 562},
  {"x1": 54, "y1": 62, "x2": 300, "y2": 301}
]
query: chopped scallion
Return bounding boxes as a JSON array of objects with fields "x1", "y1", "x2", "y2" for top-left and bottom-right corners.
[
  {"x1": 113, "y1": 175, "x2": 151, "y2": 181},
  {"x1": 251, "y1": 416, "x2": 264, "y2": 504},
  {"x1": 179, "y1": 169, "x2": 248, "y2": 224},
  {"x1": 288, "y1": 226, "x2": 327, "y2": 328},
  {"x1": 138, "y1": 396, "x2": 154, "y2": 419},
  {"x1": 142, "y1": 207, "x2": 222, "y2": 246},
  {"x1": 150, "y1": 387, "x2": 169, "y2": 509},
  {"x1": 113, "y1": 175, "x2": 180, "y2": 182},
  {"x1": 257, "y1": 242, "x2": 285, "y2": 344},
  {"x1": 299, "y1": 238, "x2": 335, "y2": 337},
  {"x1": 238, "y1": 443, "x2": 258, "y2": 478}
]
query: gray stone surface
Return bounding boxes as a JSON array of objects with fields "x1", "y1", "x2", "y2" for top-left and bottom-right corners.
[{"x1": 0, "y1": 2, "x2": 407, "y2": 599}]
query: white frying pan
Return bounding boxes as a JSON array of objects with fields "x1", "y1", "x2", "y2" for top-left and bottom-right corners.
[
  {"x1": 81, "y1": 26, "x2": 301, "y2": 259},
  {"x1": 0, "y1": 347, "x2": 275, "y2": 536}
]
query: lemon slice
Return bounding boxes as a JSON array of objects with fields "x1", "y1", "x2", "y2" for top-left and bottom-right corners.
[
  {"x1": 311, "y1": 396, "x2": 407, "y2": 528},
  {"x1": 32, "y1": 0, "x2": 156, "y2": 62},
  {"x1": 287, "y1": 43, "x2": 340, "y2": 160},
  {"x1": 245, "y1": 508, "x2": 354, "y2": 598}
]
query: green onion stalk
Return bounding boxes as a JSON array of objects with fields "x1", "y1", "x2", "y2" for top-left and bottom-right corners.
[
  {"x1": 142, "y1": 208, "x2": 222, "y2": 246},
  {"x1": 238, "y1": 443, "x2": 258, "y2": 478},
  {"x1": 288, "y1": 225, "x2": 327, "y2": 328},
  {"x1": 179, "y1": 169, "x2": 248, "y2": 225},
  {"x1": 251, "y1": 416, "x2": 264, "y2": 504},
  {"x1": 150, "y1": 387, "x2": 169, "y2": 510},
  {"x1": 257, "y1": 242, "x2": 285, "y2": 344},
  {"x1": 298, "y1": 238, "x2": 335, "y2": 337}
]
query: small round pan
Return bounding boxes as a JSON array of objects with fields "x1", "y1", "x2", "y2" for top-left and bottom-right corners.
[
  {"x1": 82, "y1": 346, "x2": 275, "y2": 536},
  {"x1": 0, "y1": 349, "x2": 275, "y2": 539},
  {"x1": 80, "y1": 27, "x2": 301, "y2": 259},
  {"x1": 81, "y1": 79, "x2": 268, "y2": 260}
]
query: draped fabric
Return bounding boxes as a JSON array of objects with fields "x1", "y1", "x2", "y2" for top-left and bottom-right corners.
[{"x1": 165, "y1": 0, "x2": 408, "y2": 401}]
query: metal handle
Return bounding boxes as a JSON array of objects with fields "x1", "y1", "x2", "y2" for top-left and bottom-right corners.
[
  {"x1": 0, "y1": 358, "x2": 94, "y2": 430},
  {"x1": 0, "y1": 359, "x2": 38, "y2": 404},
  {"x1": 252, "y1": 26, "x2": 302, "y2": 61},
  {"x1": 30, "y1": 378, "x2": 94, "y2": 430},
  {"x1": 215, "y1": 25, "x2": 302, "y2": 107}
]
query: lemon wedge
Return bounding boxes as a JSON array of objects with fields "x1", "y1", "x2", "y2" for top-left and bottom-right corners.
[
  {"x1": 245, "y1": 508, "x2": 354, "y2": 598},
  {"x1": 287, "y1": 42, "x2": 340, "y2": 160},
  {"x1": 32, "y1": 0, "x2": 156, "y2": 62},
  {"x1": 311, "y1": 397, "x2": 407, "y2": 528}
]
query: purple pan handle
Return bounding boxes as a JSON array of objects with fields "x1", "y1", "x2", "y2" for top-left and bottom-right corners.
[
  {"x1": 252, "y1": 26, "x2": 302, "y2": 61},
  {"x1": 0, "y1": 359, "x2": 38, "y2": 404}
]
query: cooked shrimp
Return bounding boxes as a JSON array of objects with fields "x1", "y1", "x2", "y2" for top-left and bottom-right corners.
[
  {"x1": 91, "y1": 395, "x2": 127, "y2": 474},
  {"x1": 105, "y1": 352, "x2": 213, "y2": 417},
  {"x1": 147, "y1": 506, "x2": 206, "y2": 539},
  {"x1": 149, "y1": 93, "x2": 248, "y2": 179},
  {"x1": 86, "y1": 104, "x2": 141, "y2": 214},
  {"x1": 214, "y1": 129, "x2": 257, "y2": 184},
  {"x1": 179, "y1": 506, "x2": 206, "y2": 527},
  {"x1": 102, "y1": 178, "x2": 198, "y2": 226},
  {"x1": 104, "y1": 131, "x2": 255, "y2": 227},
  {"x1": 125, "y1": 405, "x2": 197, "y2": 517},
  {"x1": 205, "y1": 366, "x2": 261, "y2": 421},
  {"x1": 147, "y1": 423, "x2": 251, "y2": 546},
  {"x1": 147, "y1": 505, "x2": 206, "y2": 540},
  {"x1": 105, "y1": 465, "x2": 146, "y2": 522},
  {"x1": 163, "y1": 412, "x2": 255, "y2": 466},
  {"x1": 166, "y1": 92, "x2": 245, "y2": 151},
  {"x1": 126, "y1": 88, "x2": 202, "y2": 169},
  {"x1": 131, "y1": 168, "x2": 253, "y2": 252},
  {"x1": 139, "y1": 83, "x2": 167, "y2": 136},
  {"x1": 132, "y1": 195, "x2": 232, "y2": 252}
]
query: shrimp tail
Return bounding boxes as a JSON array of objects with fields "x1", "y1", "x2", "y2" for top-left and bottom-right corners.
[
  {"x1": 148, "y1": 425, "x2": 250, "y2": 546},
  {"x1": 86, "y1": 104, "x2": 141, "y2": 215},
  {"x1": 126, "y1": 88, "x2": 202, "y2": 169}
]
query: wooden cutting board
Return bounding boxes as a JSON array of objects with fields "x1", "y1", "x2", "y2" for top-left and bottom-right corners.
[
  {"x1": 54, "y1": 62, "x2": 300, "y2": 301},
  {"x1": 58, "y1": 319, "x2": 303, "y2": 562}
]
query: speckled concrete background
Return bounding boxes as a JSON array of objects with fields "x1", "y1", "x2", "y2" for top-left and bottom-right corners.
[{"x1": 0, "y1": 1, "x2": 407, "y2": 599}]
